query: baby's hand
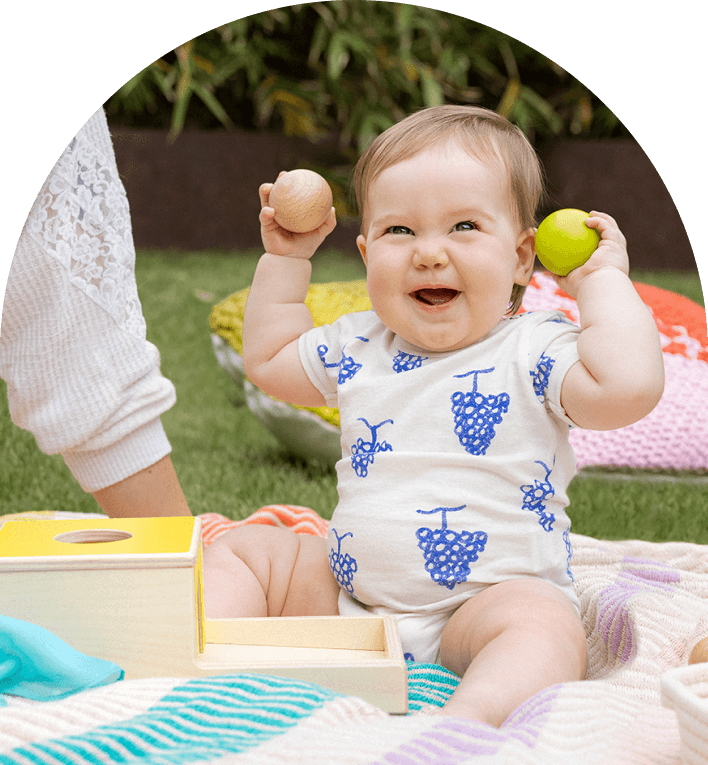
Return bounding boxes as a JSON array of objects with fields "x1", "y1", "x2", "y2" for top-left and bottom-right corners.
[
  {"x1": 551, "y1": 211, "x2": 629, "y2": 298},
  {"x1": 259, "y1": 176, "x2": 336, "y2": 260}
]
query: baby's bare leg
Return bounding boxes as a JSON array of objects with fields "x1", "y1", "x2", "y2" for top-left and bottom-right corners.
[
  {"x1": 439, "y1": 579, "x2": 587, "y2": 726},
  {"x1": 202, "y1": 525, "x2": 340, "y2": 618}
]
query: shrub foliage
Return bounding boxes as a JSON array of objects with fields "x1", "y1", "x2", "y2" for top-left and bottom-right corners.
[{"x1": 105, "y1": 1, "x2": 628, "y2": 155}]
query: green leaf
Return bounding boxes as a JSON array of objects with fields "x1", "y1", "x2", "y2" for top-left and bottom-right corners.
[
  {"x1": 169, "y1": 87, "x2": 192, "y2": 141},
  {"x1": 356, "y1": 111, "x2": 394, "y2": 152},
  {"x1": 519, "y1": 86, "x2": 564, "y2": 134},
  {"x1": 497, "y1": 78, "x2": 520, "y2": 118},
  {"x1": 420, "y1": 67, "x2": 444, "y2": 107},
  {"x1": 327, "y1": 31, "x2": 351, "y2": 80},
  {"x1": 193, "y1": 83, "x2": 233, "y2": 129},
  {"x1": 308, "y1": 18, "x2": 330, "y2": 68}
]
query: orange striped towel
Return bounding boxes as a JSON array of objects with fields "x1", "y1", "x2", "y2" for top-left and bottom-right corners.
[{"x1": 199, "y1": 506, "x2": 329, "y2": 547}]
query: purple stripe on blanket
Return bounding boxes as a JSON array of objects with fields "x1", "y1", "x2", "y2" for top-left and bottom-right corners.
[
  {"x1": 597, "y1": 557, "x2": 680, "y2": 664},
  {"x1": 621, "y1": 557, "x2": 681, "y2": 586},
  {"x1": 379, "y1": 687, "x2": 559, "y2": 763},
  {"x1": 381, "y1": 722, "x2": 505, "y2": 764},
  {"x1": 502, "y1": 684, "x2": 561, "y2": 746}
]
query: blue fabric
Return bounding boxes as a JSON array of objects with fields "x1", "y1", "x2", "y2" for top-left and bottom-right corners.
[{"x1": 0, "y1": 615, "x2": 123, "y2": 705}]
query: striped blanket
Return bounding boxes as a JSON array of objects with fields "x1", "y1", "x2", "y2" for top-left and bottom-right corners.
[{"x1": 1, "y1": 506, "x2": 707, "y2": 764}]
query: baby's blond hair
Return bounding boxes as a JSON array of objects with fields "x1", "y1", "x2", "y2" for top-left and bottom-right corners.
[{"x1": 352, "y1": 106, "x2": 544, "y2": 314}]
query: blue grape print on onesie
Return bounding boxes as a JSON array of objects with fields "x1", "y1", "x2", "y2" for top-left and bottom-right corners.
[
  {"x1": 563, "y1": 527, "x2": 574, "y2": 581},
  {"x1": 451, "y1": 367, "x2": 510, "y2": 455},
  {"x1": 350, "y1": 418, "x2": 394, "y2": 477},
  {"x1": 329, "y1": 528, "x2": 358, "y2": 595},
  {"x1": 415, "y1": 505, "x2": 488, "y2": 590},
  {"x1": 520, "y1": 460, "x2": 556, "y2": 532},
  {"x1": 392, "y1": 351, "x2": 428, "y2": 373},
  {"x1": 531, "y1": 353, "x2": 555, "y2": 401},
  {"x1": 318, "y1": 336, "x2": 369, "y2": 384}
]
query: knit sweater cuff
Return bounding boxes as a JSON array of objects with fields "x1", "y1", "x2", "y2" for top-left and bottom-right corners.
[{"x1": 62, "y1": 418, "x2": 172, "y2": 493}]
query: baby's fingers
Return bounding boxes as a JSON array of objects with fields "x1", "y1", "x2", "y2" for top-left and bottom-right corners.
[
  {"x1": 586, "y1": 211, "x2": 627, "y2": 248},
  {"x1": 317, "y1": 207, "x2": 337, "y2": 236},
  {"x1": 259, "y1": 182, "x2": 274, "y2": 208},
  {"x1": 258, "y1": 171, "x2": 289, "y2": 207},
  {"x1": 259, "y1": 204, "x2": 274, "y2": 223}
]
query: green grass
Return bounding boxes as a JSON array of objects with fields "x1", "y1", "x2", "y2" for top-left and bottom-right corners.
[{"x1": 2, "y1": 252, "x2": 706, "y2": 546}]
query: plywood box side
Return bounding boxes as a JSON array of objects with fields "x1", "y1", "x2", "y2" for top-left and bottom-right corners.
[
  {"x1": 0, "y1": 566, "x2": 200, "y2": 676},
  {"x1": 198, "y1": 642, "x2": 387, "y2": 666},
  {"x1": 383, "y1": 616, "x2": 406, "y2": 662},
  {"x1": 204, "y1": 615, "x2": 386, "y2": 650}
]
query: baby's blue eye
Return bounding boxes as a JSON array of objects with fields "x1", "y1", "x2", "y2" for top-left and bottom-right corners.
[
  {"x1": 454, "y1": 221, "x2": 478, "y2": 232},
  {"x1": 386, "y1": 225, "x2": 413, "y2": 235}
]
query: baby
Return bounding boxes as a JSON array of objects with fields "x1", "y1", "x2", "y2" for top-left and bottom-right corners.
[{"x1": 203, "y1": 105, "x2": 665, "y2": 725}]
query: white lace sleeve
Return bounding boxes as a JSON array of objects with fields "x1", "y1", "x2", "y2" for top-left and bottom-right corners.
[
  {"x1": 0, "y1": 109, "x2": 176, "y2": 492},
  {"x1": 24, "y1": 108, "x2": 145, "y2": 340}
]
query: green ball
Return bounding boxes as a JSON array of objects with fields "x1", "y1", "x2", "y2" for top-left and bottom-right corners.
[{"x1": 535, "y1": 209, "x2": 601, "y2": 276}]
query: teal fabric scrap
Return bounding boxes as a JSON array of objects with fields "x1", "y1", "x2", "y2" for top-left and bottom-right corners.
[{"x1": 0, "y1": 614, "x2": 123, "y2": 706}]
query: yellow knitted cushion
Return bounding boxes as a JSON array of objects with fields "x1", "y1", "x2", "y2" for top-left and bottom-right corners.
[{"x1": 209, "y1": 280, "x2": 371, "y2": 429}]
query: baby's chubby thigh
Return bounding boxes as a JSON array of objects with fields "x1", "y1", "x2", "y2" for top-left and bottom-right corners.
[
  {"x1": 202, "y1": 525, "x2": 340, "y2": 619},
  {"x1": 439, "y1": 578, "x2": 587, "y2": 680}
]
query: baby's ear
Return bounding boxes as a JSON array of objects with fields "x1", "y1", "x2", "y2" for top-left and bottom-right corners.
[
  {"x1": 357, "y1": 235, "x2": 368, "y2": 265},
  {"x1": 514, "y1": 227, "x2": 536, "y2": 286}
]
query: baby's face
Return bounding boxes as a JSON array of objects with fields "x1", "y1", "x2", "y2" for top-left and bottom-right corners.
[{"x1": 357, "y1": 143, "x2": 535, "y2": 353}]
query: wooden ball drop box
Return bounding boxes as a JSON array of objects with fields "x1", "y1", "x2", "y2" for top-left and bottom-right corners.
[{"x1": 0, "y1": 516, "x2": 408, "y2": 713}]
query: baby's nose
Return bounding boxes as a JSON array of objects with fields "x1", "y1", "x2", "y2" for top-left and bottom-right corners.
[{"x1": 413, "y1": 245, "x2": 449, "y2": 269}]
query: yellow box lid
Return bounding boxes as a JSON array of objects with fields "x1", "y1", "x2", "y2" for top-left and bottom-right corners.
[{"x1": 0, "y1": 517, "x2": 200, "y2": 570}]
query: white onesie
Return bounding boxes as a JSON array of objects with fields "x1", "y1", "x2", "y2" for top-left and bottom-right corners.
[{"x1": 299, "y1": 309, "x2": 582, "y2": 663}]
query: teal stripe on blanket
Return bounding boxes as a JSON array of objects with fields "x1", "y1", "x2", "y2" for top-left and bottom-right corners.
[
  {"x1": 0, "y1": 665, "x2": 461, "y2": 765},
  {"x1": 406, "y1": 662, "x2": 460, "y2": 711},
  {"x1": 0, "y1": 675, "x2": 342, "y2": 765}
]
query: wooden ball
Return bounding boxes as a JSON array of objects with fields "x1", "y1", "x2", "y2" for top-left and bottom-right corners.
[
  {"x1": 269, "y1": 169, "x2": 333, "y2": 233},
  {"x1": 689, "y1": 637, "x2": 708, "y2": 665}
]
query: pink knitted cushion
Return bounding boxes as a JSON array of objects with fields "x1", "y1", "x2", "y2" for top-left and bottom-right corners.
[{"x1": 522, "y1": 272, "x2": 708, "y2": 471}]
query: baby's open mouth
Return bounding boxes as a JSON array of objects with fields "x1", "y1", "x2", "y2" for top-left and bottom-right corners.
[{"x1": 412, "y1": 288, "x2": 460, "y2": 306}]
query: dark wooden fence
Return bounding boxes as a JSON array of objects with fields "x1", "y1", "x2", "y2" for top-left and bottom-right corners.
[{"x1": 111, "y1": 126, "x2": 696, "y2": 271}]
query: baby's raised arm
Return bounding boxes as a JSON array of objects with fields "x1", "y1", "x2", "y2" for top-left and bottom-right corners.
[
  {"x1": 243, "y1": 178, "x2": 336, "y2": 407},
  {"x1": 557, "y1": 212, "x2": 665, "y2": 430}
]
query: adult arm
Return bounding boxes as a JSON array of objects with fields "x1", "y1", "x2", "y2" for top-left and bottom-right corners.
[
  {"x1": 92, "y1": 455, "x2": 190, "y2": 517},
  {"x1": 0, "y1": 109, "x2": 191, "y2": 517}
]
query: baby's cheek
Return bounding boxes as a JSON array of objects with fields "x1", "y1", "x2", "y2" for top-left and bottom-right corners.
[
  {"x1": 364, "y1": 276, "x2": 389, "y2": 314},
  {"x1": 370, "y1": 259, "x2": 406, "y2": 300}
]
